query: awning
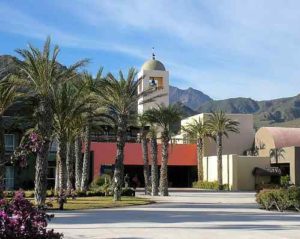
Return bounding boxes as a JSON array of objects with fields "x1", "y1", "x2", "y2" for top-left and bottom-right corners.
[{"x1": 252, "y1": 167, "x2": 282, "y2": 176}]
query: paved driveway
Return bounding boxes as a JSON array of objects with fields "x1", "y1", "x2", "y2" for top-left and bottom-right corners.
[{"x1": 49, "y1": 191, "x2": 300, "y2": 239}]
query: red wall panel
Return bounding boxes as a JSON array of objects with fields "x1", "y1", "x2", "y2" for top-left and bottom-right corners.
[{"x1": 91, "y1": 142, "x2": 197, "y2": 178}]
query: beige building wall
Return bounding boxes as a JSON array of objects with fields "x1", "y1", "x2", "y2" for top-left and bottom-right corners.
[
  {"x1": 203, "y1": 154, "x2": 270, "y2": 191},
  {"x1": 176, "y1": 113, "x2": 255, "y2": 156}
]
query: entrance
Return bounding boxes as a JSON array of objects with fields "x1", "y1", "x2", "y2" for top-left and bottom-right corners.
[{"x1": 124, "y1": 165, "x2": 197, "y2": 187}]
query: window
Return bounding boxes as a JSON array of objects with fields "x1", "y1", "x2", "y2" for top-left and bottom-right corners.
[
  {"x1": 149, "y1": 77, "x2": 163, "y2": 89},
  {"x1": 4, "y1": 166, "x2": 14, "y2": 190},
  {"x1": 4, "y1": 134, "x2": 15, "y2": 152}
]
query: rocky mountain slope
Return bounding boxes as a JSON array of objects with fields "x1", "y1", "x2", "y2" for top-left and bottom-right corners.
[{"x1": 169, "y1": 86, "x2": 212, "y2": 111}]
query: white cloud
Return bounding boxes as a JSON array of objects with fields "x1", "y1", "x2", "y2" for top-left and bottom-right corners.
[{"x1": 1, "y1": 0, "x2": 300, "y2": 100}]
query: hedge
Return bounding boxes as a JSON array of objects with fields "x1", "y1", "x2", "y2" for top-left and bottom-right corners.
[
  {"x1": 193, "y1": 181, "x2": 230, "y2": 190},
  {"x1": 256, "y1": 187, "x2": 300, "y2": 212}
]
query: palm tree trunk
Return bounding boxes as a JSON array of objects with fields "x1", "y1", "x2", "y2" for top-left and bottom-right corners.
[
  {"x1": 74, "y1": 136, "x2": 82, "y2": 191},
  {"x1": 57, "y1": 137, "x2": 67, "y2": 196},
  {"x1": 141, "y1": 133, "x2": 150, "y2": 195},
  {"x1": 216, "y1": 133, "x2": 223, "y2": 190},
  {"x1": 197, "y1": 138, "x2": 204, "y2": 182},
  {"x1": 0, "y1": 114, "x2": 5, "y2": 189},
  {"x1": 54, "y1": 148, "x2": 60, "y2": 192},
  {"x1": 150, "y1": 136, "x2": 158, "y2": 196},
  {"x1": 35, "y1": 99, "x2": 53, "y2": 206},
  {"x1": 66, "y1": 140, "x2": 75, "y2": 194},
  {"x1": 113, "y1": 116, "x2": 127, "y2": 201},
  {"x1": 80, "y1": 123, "x2": 91, "y2": 192},
  {"x1": 159, "y1": 131, "x2": 169, "y2": 196}
]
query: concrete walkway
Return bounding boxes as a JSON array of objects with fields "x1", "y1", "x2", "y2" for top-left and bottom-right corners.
[{"x1": 49, "y1": 191, "x2": 300, "y2": 239}]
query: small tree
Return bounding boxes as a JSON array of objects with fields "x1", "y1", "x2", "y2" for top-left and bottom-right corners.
[
  {"x1": 145, "y1": 104, "x2": 181, "y2": 196},
  {"x1": 269, "y1": 148, "x2": 285, "y2": 165},
  {"x1": 137, "y1": 113, "x2": 150, "y2": 195},
  {"x1": 207, "y1": 111, "x2": 239, "y2": 190},
  {"x1": 181, "y1": 118, "x2": 210, "y2": 182}
]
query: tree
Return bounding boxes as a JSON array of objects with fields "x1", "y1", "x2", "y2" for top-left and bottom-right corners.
[
  {"x1": 269, "y1": 148, "x2": 285, "y2": 165},
  {"x1": 137, "y1": 113, "x2": 150, "y2": 195},
  {"x1": 149, "y1": 125, "x2": 159, "y2": 196},
  {"x1": 52, "y1": 81, "x2": 90, "y2": 195},
  {"x1": 181, "y1": 118, "x2": 210, "y2": 182},
  {"x1": 78, "y1": 70, "x2": 103, "y2": 193},
  {"x1": 14, "y1": 37, "x2": 87, "y2": 205},
  {"x1": 207, "y1": 111, "x2": 239, "y2": 190},
  {"x1": 145, "y1": 104, "x2": 181, "y2": 196},
  {"x1": 96, "y1": 68, "x2": 140, "y2": 201},
  {"x1": 0, "y1": 77, "x2": 22, "y2": 186}
]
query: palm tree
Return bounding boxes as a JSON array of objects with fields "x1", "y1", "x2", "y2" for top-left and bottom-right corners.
[
  {"x1": 79, "y1": 70, "x2": 103, "y2": 193},
  {"x1": 52, "y1": 81, "x2": 90, "y2": 195},
  {"x1": 96, "y1": 68, "x2": 140, "y2": 201},
  {"x1": 149, "y1": 125, "x2": 159, "y2": 196},
  {"x1": 207, "y1": 111, "x2": 239, "y2": 190},
  {"x1": 145, "y1": 104, "x2": 181, "y2": 196},
  {"x1": 0, "y1": 77, "x2": 22, "y2": 186},
  {"x1": 15, "y1": 37, "x2": 87, "y2": 205},
  {"x1": 269, "y1": 148, "x2": 285, "y2": 165},
  {"x1": 137, "y1": 113, "x2": 150, "y2": 195},
  {"x1": 181, "y1": 118, "x2": 210, "y2": 182}
]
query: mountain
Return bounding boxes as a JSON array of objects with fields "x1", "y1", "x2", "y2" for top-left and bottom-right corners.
[
  {"x1": 1, "y1": 54, "x2": 300, "y2": 128},
  {"x1": 169, "y1": 86, "x2": 212, "y2": 111},
  {"x1": 197, "y1": 95, "x2": 300, "y2": 128}
]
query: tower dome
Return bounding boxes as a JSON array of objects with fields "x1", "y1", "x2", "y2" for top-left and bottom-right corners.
[{"x1": 141, "y1": 59, "x2": 166, "y2": 71}]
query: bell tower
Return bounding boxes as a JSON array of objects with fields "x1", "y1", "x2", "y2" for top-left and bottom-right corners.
[{"x1": 137, "y1": 52, "x2": 169, "y2": 114}]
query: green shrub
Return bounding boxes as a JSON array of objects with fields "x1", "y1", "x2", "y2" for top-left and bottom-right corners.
[
  {"x1": 256, "y1": 183, "x2": 279, "y2": 192},
  {"x1": 280, "y1": 175, "x2": 290, "y2": 188},
  {"x1": 86, "y1": 190, "x2": 105, "y2": 197},
  {"x1": 193, "y1": 181, "x2": 219, "y2": 190},
  {"x1": 193, "y1": 181, "x2": 230, "y2": 190},
  {"x1": 4, "y1": 191, "x2": 15, "y2": 198},
  {"x1": 76, "y1": 191, "x2": 87, "y2": 197},
  {"x1": 90, "y1": 174, "x2": 111, "y2": 188},
  {"x1": 121, "y1": 188, "x2": 135, "y2": 196},
  {"x1": 24, "y1": 190, "x2": 34, "y2": 198},
  {"x1": 256, "y1": 187, "x2": 300, "y2": 212}
]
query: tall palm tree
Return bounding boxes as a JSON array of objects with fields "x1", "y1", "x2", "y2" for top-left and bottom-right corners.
[
  {"x1": 145, "y1": 104, "x2": 181, "y2": 196},
  {"x1": 52, "y1": 81, "x2": 90, "y2": 195},
  {"x1": 149, "y1": 125, "x2": 159, "y2": 196},
  {"x1": 0, "y1": 77, "x2": 22, "y2": 186},
  {"x1": 207, "y1": 111, "x2": 239, "y2": 190},
  {"x1": 96, "y1": 68, "x2": 140, "y2": 201},
  {"x1": 137, "y1": 113, "x2": 150, "y2": 195},
  {"x1": 269, "y1": 148, "x2": 285, "y2": 165},
  {"x1": 15, "y1": 37, "x2": 87, "y2": 205},
  {"x1": 79, "y1": 70, "x2": 103, "y2": 192},
  {"x1": 181, "y1": 118, "x2": 210, "y2": 182}
]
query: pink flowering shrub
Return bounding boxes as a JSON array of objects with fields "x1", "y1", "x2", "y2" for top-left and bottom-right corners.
[
  {"x1": 11, "y1": 132, "x2": 44, "y2": 167},
  {"x1": 0, "y1": 191, "x2": 63, "y2": 239}
]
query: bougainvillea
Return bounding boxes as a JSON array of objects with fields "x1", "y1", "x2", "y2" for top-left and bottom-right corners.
[
  {"x1": 11, "y1": 132, "x2": 44, "y2": 167},
  {"x1": 0, "y1": 191, "x2": 63, "y2": 239}
]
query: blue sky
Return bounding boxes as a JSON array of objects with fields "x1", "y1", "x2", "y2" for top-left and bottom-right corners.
[{"x1": 1, "y1": 0, "x2": 300, "y2": 100}]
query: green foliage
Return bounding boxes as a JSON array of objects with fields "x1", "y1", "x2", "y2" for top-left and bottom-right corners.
[
  {"x1": 280, "y1": 175, "x2": 290, "y2": 187},
  {"x1": 256, "y1": 187, "x2": 300, "y2": 212},
  {"x1": 90, "y1": 174, "x2": 111, "y2": 188},
  {"x1": 121, "y1": 188, "x2": 135, "y2": 196},
  {"x1": 86, "y1": 190, "x2": 105, "y2": 197},
  {"x1": 193, "y1": 181, "x2": 219, "y2": 190},
  {"x1": 193, "y1": 181, "x2": 230, "y2": 190}
]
